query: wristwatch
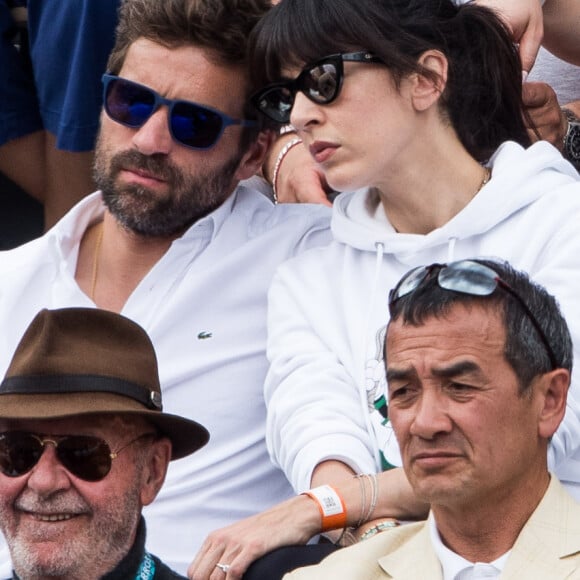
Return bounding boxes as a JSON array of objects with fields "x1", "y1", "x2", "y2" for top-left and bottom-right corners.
[{"x1": 562, "y1": 108, "x2": 580, "y2": 171}]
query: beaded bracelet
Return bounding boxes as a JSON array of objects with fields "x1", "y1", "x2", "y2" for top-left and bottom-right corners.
[
  {"x1": 359, "y1": 520, "x2": 400, "y2": 542},
  {"x1": 272, "y1": 137, "x2": 303, "y2": 204}
]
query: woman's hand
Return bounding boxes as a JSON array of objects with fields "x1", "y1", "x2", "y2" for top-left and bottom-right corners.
[
  {"x1": 187, "y1": 495, "x2": 320, "y2": 580},
  {"x1": 262, "y1": 133, "x2": 333, "y2": 206},
  {"x1": 474, "y1": 0, "x2": 544, "y2": 74}
]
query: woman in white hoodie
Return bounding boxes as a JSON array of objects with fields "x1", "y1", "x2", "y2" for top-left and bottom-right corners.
[
  {"x1": 188, "y1": 0, "x2": 580, "y2": 577},
  {"x1": 254, "y1": 0, "x2": 580, "y2": 520}
]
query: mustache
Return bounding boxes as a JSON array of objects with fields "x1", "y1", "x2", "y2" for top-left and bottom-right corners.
[
  {"x1": 108, "y1": 149, "x2": 181, "y2": 184},
  {"x1": 16, "y1": 493, "x2": 90, "y2": 515},
  {"x1": 407, "y1": 435, "x2": 467, "y2": 456}
]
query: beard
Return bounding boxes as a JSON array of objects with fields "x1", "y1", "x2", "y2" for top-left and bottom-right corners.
[
  {"x1": 93, "y1": 137, "x2": 244, "y2": 238},
  {"x1": 4, "y1": 487, "x2": 141, "y2": 579}
]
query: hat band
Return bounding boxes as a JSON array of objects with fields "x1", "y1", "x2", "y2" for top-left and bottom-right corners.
[{"x1": 0, "y1": 374, "x2": 162, "y2": 410}]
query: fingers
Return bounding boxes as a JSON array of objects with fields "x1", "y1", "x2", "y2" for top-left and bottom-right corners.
[
  {"x1": 274, "y1": 139, "x2": 333, "y2": 206},
  {"x1": 188, "y1": 534, "x2": 269, "y2": 580},
  {"x1": 472, "y1": 0, "x2": 544, "y2": 75},
  {"x1": 517, "y1": 14, "x2": 543, "y2": 75},
  {"x1": 522, "y1": 80, "x2": 554, "y2": 109},
  {"x1": 523, "y1": 81, "x2": 565, "y2": 146}
]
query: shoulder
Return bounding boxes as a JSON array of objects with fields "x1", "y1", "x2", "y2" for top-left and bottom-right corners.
[
  {"x1": 234, "y1": 180, "x2": 332, "y2": 237},
  {"x1": 286, "y1": 522, "x2": 426, "y2": 579}
]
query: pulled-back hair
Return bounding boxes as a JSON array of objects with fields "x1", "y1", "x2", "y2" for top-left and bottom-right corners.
[
  {"x1": 387, "y1": 259, "x2": 573, "y2": 392},
  {"x1": 249, "y1": 0, "x2": 533, "y2": 162}
]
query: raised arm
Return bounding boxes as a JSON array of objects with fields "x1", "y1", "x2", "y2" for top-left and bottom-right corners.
[{"x1": 543, "y1": 0, "x2": 580, "y2": 65}]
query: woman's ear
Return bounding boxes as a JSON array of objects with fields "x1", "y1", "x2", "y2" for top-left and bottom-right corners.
[{"x1": 411, "y1": 49, "x2": 449, "y2": 112}]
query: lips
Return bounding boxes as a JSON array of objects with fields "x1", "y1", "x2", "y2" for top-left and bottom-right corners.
[
  {"x1": 309, "y1": 141, "x2": 339, "y2": 164},
  {"x1": 122, "y1": 167, "x2": 166, "y2": 184},
  {"x1": 411, "y1": 451, "x2": 464, "y2": 470}
]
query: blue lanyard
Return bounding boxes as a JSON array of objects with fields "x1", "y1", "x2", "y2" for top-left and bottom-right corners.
[{"x1": 135, "y1": 552, "x2": 156, "y2": 580}]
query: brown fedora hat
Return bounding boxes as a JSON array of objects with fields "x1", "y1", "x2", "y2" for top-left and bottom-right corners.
[{"x1": 0, "y1": 308, "x2": 209, "y2": 460}]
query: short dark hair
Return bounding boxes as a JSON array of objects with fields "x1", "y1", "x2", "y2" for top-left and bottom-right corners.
[
  {"x1": 249, "y1": 0, "x2": 533, "y2": 162},
  {"x1": 387, "y1": 259, "x2": 573, "y2": 392},
  {"x1": 107, "y1": 0, "x2": 271, "y2": 148}
]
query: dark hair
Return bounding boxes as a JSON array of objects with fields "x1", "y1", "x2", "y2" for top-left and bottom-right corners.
[
  {"x1": 107, "y1": 0, "x2": 271, "y2": 148},
  {"x1": 249, "y1": 0, "x2": 533, "y2": 162},
  {"x1": 387, "y1": 259, "x2": 573, "y2": 392}
]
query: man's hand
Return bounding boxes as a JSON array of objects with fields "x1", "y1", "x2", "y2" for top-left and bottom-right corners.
[
  {"x1": 187, "y1": 495, "x2": 320, "y2": 580},
  {"x1": 523, "y1": 81, "x2": 567, "y2": 148},
  {"x1": 474, "y1": 0, "x2": 544, "y2": 74}
]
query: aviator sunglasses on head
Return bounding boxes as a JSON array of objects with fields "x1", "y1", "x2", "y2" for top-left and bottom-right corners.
[
  {"x1": 388, "y1": 259, "x2": 558, "y2": 370},
  {"x1": 102, "y1": 74, "x2": 257, "y2": 150},
  {"x1": 251, "y1": 51, "x2": 383, "y2": 124},
  {"x1": 0, "y1": 431, "x2": 155, "y2": 482}
]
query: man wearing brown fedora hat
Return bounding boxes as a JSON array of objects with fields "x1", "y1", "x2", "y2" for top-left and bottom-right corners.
[{"x1": 0, "y1": 307, "x2": 209, "y2": 580}]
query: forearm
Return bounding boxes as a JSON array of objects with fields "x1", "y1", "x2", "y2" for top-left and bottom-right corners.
[
  {"x1": 564, "y1": 100, "x2": 580, "y2": 118},
  {"x1": 543, "y1": 0, "x2": 580, "y2": 65},
  {"x1": 310, "y1": 461, "x2": 429, "y2": 527}
]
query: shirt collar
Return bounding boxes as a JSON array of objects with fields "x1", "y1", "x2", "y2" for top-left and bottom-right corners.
[{"x1": 429, "y1": 513, "x2": 510, "y2": 580}]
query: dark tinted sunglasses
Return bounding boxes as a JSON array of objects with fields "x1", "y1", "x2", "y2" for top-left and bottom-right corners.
[
  {"x1": 251, "y1": 51, "x2": 383, "y2": 124},
  {"x1": 102, "y1": 74, "x2": 257, "y2": 150},
  {"x1": 388, "y1": 260, "x2": 557, "y2": 369},
  {"x1": 0, "y1": 431, "x2": 155, "y2": 482}
]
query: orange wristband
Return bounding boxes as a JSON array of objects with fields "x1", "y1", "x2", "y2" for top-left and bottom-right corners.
[{"x1": 302, "y1": 485, "x2": 347, "y2": 531}]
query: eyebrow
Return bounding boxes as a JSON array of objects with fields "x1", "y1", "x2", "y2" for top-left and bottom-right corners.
[{"x1": 386, "y1": 360, "x2": 484, "y2": 383}]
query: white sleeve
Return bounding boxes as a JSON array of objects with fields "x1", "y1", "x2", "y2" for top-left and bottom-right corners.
[
  {"x1": 264, "y1": 263, "x2": 377, "y2": 493},
  {"x1": 534, "y1": 213, "x2": 580, "y2": 479},
  {"x1": 0, "y1": 536, "x2": 11, "y2": 578}
]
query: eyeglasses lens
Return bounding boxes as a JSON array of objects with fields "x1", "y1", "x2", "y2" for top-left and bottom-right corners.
[
  {"x1": 438, "y1": 262, "x2": 498, "y2": 296},
  {"x1": 0, "y1": 433, "x2": 42, "y2": 477},
  {"x1": 171, "y1": 102, "x2": 223, "y2": 149},
  {"x1": 105, "y1": 79, "x2": 156, "y2": 127},
  {"x1": 257, "y1": 88, "x2": 294, "y2": 124},
  {"x1": 0, "y1": 432, "x2": 112, "y2": 482},
  {"x1": 305, "y1": 63, "x2": 340, "y2": 103},
  {"x1": 57, "y1": 436, "x2": 112, "y2": 481}
]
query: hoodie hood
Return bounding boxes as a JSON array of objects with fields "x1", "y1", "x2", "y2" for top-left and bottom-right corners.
[{"x1": 332, "y1": 141, "x2": 579, "y2": 258}]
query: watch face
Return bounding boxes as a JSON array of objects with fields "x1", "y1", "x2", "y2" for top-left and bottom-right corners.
[{"x1": 567, "y1": 123, "x2": 580, "y2": 163}]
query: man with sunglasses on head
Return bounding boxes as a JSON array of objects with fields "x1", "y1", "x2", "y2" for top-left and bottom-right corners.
[
  {"x1": 284, "y1": 258, "x2": 580, "y2": 579},
  {"x1": 0, "y1": 307, "x2": 210, "y2": 580},
  {"x1": 0, "y1": 0, "x2": 331, "y2": 575}
]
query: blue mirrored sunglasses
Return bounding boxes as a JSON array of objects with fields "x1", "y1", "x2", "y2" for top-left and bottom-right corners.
[{"x1": 102, "y1": 74, "x2": 257, "y2": 150}]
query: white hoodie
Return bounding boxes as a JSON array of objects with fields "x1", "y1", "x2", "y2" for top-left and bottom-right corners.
[{"x1": 265, "y1": 141, "x2": 580, "y2": 499}]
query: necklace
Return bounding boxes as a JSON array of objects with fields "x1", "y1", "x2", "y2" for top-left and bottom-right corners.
[
  {"x1": 90, "y1": 222, "x2": 104, "y2": 302},
  {"x1": 476, "y1": 167, "x2": 492, "y2": 194}
]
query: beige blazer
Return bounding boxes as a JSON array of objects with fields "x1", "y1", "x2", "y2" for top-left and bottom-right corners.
[{"x1": 285, "y1": 477, "x2": 580, "y2": 579}]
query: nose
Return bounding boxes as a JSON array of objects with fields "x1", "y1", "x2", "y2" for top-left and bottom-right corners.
[
  {"x1": 26, "y1": 444, "x2": 72, "y2": 496},
  {"x1": 409, "y1": 391, "x2": 453, "y2": 440},
  {"x1": 290, "y1": 91, "x2": 324, "y2": 133},
  {"x1": 131, "y1": 106, "x2": 174, "y2": 155}
]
